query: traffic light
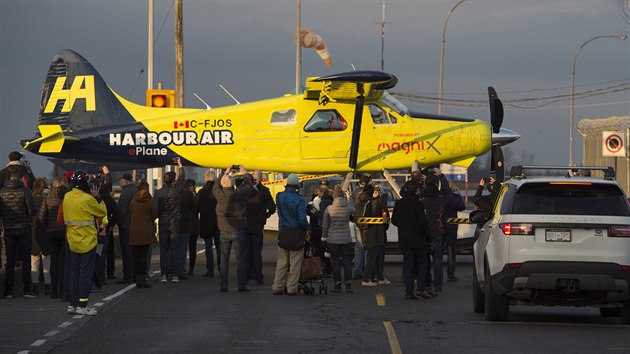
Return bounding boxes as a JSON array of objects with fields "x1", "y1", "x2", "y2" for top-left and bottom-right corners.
[{"x1": 146, "y1": 89, "x2": 175, "y2": 108}]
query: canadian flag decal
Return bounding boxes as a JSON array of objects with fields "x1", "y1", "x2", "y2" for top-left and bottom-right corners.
[{"x1": 174, "y1": 120, "x2": 190, "y2": 129}]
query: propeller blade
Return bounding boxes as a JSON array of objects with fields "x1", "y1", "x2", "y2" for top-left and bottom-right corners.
[
  {"x1": 491, "y1": 145, "x2": 505, "y2": 182},
  {"x1": 488, "y1": 87, "x2": 504, "y2": 134}
]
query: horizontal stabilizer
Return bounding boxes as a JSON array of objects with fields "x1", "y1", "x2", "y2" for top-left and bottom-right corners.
[{"x1": 23, "y1": 125, "x2": 79, "y2": 153}]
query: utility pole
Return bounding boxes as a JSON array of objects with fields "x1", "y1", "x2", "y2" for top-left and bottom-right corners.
[
  {"x1": 175, "y1": 0, "x2": 184, "y2": 108},
  {"x1": 295, "y1": 0, "x2": 302, "y2": 94}
]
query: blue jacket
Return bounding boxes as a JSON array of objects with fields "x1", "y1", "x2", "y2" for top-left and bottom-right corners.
[{"x1": 276, "y1": 187, "x2": 309, "y2": 232}]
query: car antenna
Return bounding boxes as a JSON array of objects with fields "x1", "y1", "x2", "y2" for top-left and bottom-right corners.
[
  {"x1": 193, "y1": 92, "x2": 212, "y2": 110},
  {"x1": 219, "y1": 84, "x2": 241, "y2": 105}
]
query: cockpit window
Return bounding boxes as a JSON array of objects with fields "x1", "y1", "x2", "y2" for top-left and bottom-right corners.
[
  {"x1": 304, "y1": 110, "x2": 348, "y2": 132},
  {"x1": 382, "y1": 92, "x2": 408, "y2": 116},
  {"x1": 271, "y1": 109, "x2": 297, "y2": 125},
  {"x1": 368, "y1": 104, "x2": 397, "y2": 124}
]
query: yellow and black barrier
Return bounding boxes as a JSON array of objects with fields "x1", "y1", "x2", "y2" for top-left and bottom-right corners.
[
  {"x1": 445, "y1": 217, "x2": 473, "y2": 224},
  {"x1": 262, "y1": 174, "x2": 340, "y2": 187},
  {"x1": 356, "y1": 217, "x2": 388, "y2": 224}
]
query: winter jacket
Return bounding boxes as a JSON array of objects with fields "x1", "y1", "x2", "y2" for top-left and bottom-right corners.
[
  {"x1": 117, "y1": 183, "x2": 137, "y2": 229},
  {"x1": 392, "y1": 195, "x2": 430, "y2": 249},
  {"x1": 38, "y1": 186, "x2": 67, "y2": 239},
  {"x1": 442, "y1": 191, "x2": 466, "y2": 234},
  {"x1": 62, "y1": 187, "x2": 107, "y2": 253},
  {"x1": 129, "y1": 190, "x2": 157, "y2": 246},
  {"x1": 154, "y1": 168, "x2": 185, "y2": 227},
  {"x1": 213, "y1": 174, "x2": 254, "y2": 232},
  {"x1": 322, "y1": 196, "x2": 355, "y2": 245},
  {"x1": 32, "y1": 189, "x2": 50, "y2": 255},
  {"x1": 0, "y1": 179, "x2": 36, "y2": 230},
  {"x1": 180, "y1": 187, "x2": 198, "y2": 234},
  {"x1": 197, "y1": 181, "x2": 218, "y2": 238},
  {"x1": 245, "y1": 182, "x2": 276, "y2": 233},
  {"x1": 0, "y1": 163, "x2": 36, "y2": 190},
  {"x1": 361, "y1": 195, "x2": 388, "y2": 249},
  {"x1": 276, "y1": 187, "x2": 309, "y2": 232}
]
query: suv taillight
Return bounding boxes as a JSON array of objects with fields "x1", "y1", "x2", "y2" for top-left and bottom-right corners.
[
  {"x1": 610, "y1": 225, "x2": 630, "y2": 237},
  {"x1": 500, "y1": 223, "x2": 534, "y2": 235}
]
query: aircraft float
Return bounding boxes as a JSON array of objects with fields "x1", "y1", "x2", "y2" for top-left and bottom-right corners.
[{"x1": 21, "y1": 50, "x2": 519, "y2": 180}]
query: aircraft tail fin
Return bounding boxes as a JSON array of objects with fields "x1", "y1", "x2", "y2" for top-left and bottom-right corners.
[{"x1": 37, "y1": 49, "x2": 137, "y2": 133}]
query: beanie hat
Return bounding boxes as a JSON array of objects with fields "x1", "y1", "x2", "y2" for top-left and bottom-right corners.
[
  {"x1": 8, "y1": 151, "x2": 23, "y2": 161},
  {"x1": 286, "y1": 173, "x2": 299, "y2": 186}
]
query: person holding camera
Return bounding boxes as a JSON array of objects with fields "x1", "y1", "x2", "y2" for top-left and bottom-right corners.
[
  {"x1": 0, "y1": 151, "x2": 36, "y2": 190},
  {"x1": 213, "y1": 164, "x2": 255, "y2": 292}
]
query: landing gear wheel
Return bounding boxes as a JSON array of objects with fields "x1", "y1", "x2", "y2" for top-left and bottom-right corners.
[{"x1": 484, "y1": 266, "x2": 509, "y2": 321}]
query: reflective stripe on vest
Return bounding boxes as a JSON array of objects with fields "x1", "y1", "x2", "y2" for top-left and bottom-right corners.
[{"x1": 65, "y1": 220, "x2": 95, "y2": 226}]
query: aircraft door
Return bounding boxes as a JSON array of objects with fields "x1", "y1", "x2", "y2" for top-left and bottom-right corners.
[
  {"x1": 300, "y1": 109, "x2": 349, "y2": 160},
  {"x1": 366, "y1": 104, "x2": 403, "y2": 163}
]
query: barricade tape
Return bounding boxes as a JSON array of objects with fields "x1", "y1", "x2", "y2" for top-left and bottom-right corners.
[
  {"x1": 356, "y1": 217, "x2": 388, "y2": 224},
  {"x1": 261, "y1": 174, "x2": 340, "y2": 186}
]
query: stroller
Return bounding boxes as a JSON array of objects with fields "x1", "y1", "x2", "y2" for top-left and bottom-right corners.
[{"x1": 297, "y1": 241, "x2": 328, "y2": 295}]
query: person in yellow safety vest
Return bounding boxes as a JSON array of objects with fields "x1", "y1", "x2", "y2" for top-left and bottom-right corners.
[{"x1": 63, "y1": 170, "x2": 107, "y2": 316}]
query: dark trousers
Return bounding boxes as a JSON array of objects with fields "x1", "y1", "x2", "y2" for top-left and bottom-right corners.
[
  {"x1": 62, "y1": 241, "x2": 71, "y2": 299},
  {"x1": 132, "y1": 244, "x2": 150, "y2": 276},
  {"x1": 69, "y1": 247, "x2": 96, "y2": 307},
  {"x1": 159, "y1": 223, "x2": 179, "y2": 276},
  {"x1": 118, "y1": 226, "x2": 134, "y2": 281},
  {"x1": 3, "y1": 228, "x2": 32, "y2": 294},
  {"x1": 106, "y1": 228, "x2": 115, "y2": 278},
  {"x1": 328, "y1": 242, "x2": 353, "y2": 285},
  {"x1": 188, "y1": 234, "x2": 198, "y2": 272},
  {"x1": 93, "y1": 230, "x2": 111, "y2": 287},
  {"x1": 201, "y1": 229, "x2": 221, "y2": 274},
  {"x1": 402, "y1": 248, "x2": 428, "y2": 295},
  {"x1": 444, "y1": 226, "x2": 458, "y2": 277},
  {"x1": 247, "y1": 230, "x2": 264, "y2": 283},
  {"x1": 362, "y1": 247, "x2": 383, "y2": 282},
  {"x1": 48, "y1": 233, "x2": 66, "y2": 296},
  {"x1": 219, "y1": 231, "x2": 248, "y2": 289}
]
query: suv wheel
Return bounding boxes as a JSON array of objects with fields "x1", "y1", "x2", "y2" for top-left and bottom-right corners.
[
  {"x1": 484, "y1": 266, "x2": 509, "y2": 321},
  {"x1": 620, "y1": 301, "x2": 630, "y2": 325},
  {"x1": 599, "y1": 308, "x2": 621, "y2": 317},
  {"x1": 472, "y1": 266, "x2": 485, "y2": 313}
]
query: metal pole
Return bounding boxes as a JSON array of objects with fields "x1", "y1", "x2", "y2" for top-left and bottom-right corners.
[
  {"x1": 295, "y1": 0, "x2": 301, "y2": 94},
  {"x1": 175, "y1": 0, "x2": 184, "y2": 108},
  {"x1": 438, "y1": 0, "x2": 465, "y2": 115},
  {"x1": 147, "y1": 0, "x2": 154, "y2": 195},
  {"x1": 569, "y1": 34, "x2": 627, "y2": 167},
  {"x1": 381, "y1": 0, "x2": 385, "y2": 71}
]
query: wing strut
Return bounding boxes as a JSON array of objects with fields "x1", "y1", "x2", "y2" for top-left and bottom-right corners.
[{"x1": 349, "y1": 83, "x2": 365, "y2": 170}]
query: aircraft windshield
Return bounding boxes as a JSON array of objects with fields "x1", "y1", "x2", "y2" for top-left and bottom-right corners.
[{"x1": 382, "y1": 92, "x2": 408, "y2": 116}]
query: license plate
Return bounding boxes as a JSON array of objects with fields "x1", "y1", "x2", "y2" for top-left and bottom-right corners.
[{"x1": 545, "y1": 229, "x2": 571, "y2": 242}]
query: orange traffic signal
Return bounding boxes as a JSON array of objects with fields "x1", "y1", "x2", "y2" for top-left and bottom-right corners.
[{"x1": 146, "y1": 89, "x2": 175, "y2": 108}]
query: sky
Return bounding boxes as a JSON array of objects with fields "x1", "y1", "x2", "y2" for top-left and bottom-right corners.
[{"x1": 1, "y1": 0, "x2": 629, "y2": 178}]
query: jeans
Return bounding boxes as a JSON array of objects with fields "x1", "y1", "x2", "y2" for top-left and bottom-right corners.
[
  {"x1": 118, "y1": 226, "x2": 134, "y2": 281},
  {"x1": 48, "y1": 233, "x2": 66, "y2": 296},
  {"x1": 247, "y1": 230, "x2": 264, "y2": 283},
  {"x1": 159, "y1": 223, "x2": 179, "y2": 276},
  {"x1": 69, "y1": 247, "x2": 96, "y2": 307},
  {"x1": 177, "y1": 232, "x2": 190, "y2": 276},
  {"x1": 402, "y1": 248, "x2": 428, "y2": 295},
  {"x1": 444, "y1": 226, "x2": 458, "y2": 278},
  {"x1": 328, "y1": 243, "x2": 353, "y2": 285},
  {"x1": 431, "y1": 232, "x2": 444, "y2": 291},
  {"x1": 354, "y1": 241, "x2": 366, "y2": 277},
  {"x1": 93, "y1": 231, "x2": 110, "y2": 287},
  {"x1": 63, "y1": 241, "x2": 71, "y2": 299},
  {"x1": 219, "y1": 231, "x2": 248, "y2": 289},
  {"x1": 3, "y1": 228, "x2": 32, "y2": 294},
  {"x1": 202, "y1": 229, "x2": 220, "y2": 274},
  {"x1": 362, "y1": 247, "x2": 383, "y2": 282}
]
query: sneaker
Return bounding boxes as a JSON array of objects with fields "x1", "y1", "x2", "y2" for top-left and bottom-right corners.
[
  {"x1": 160, "y1": 275, "x2": 168, "y2": 283},
  {"x1": 3, "y1": 293, "x2": 12, "y2": 299},
  {"x1": 361, "y1": 281, "x2": 378, "y2": 287},
  {"x1": 171, "y1": 276, "x2": 180, "y2": 283},
  {"x1": 66, "y1": 305, "x2": 76, "y2": 314},
  {"x1": 23, "y1": 291, "x2": 36, "y2": 298},
  {"x1": 415, "y1": 291, "x2": 433, "y2": 299},
  {"x1": 377, "y1": 279, "x2": 391, "y2": 285},
  {"x1": 75, "y1": 306, "x2": 97, "y2": 316}
]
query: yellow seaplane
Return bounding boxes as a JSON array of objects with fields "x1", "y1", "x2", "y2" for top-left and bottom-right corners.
[{"x1": 21, "y1": 50, "x2": 518, "y2": 180}]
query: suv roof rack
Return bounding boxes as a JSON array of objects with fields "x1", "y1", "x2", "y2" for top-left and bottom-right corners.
[{"x1": 509, "y1": 165, "x2": 616, "y2": 180}]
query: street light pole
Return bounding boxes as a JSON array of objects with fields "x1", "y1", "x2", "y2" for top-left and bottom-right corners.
[
  {"x1": 569, "y1": 34, "x2": 627, "y2": 166},
  {"x1": 438, "y1": 0, "x2": 466, "y2": 115}
]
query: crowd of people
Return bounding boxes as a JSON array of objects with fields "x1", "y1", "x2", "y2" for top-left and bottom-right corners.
[{"x1": 0, "y1": 150, "x2": 478, "y2": 314}]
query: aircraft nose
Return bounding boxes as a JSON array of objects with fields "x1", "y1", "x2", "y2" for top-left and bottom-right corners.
[{"x1": 492, "y1": 128, "x2": 520, "y2": 146}]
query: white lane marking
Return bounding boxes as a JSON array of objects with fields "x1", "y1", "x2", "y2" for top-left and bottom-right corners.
[
  {"x1": 58, "y1": 321, "x2": 73, "y2": 328},
  {"x1": 101, "y1": 284, "x2": 135, "y2": 301},
  {"x1": 45, "y1": 330, "x2": 60, "y2": 337},
  {"x1": 17, "y1": 351, "x2": 30, "y2": 354},
  {"x1": 30, "y1": 340, "x2": 46, "y2": 347},
  {"x1": 93, "y1": 302, "x2": 105, "y2": 307},
  {"x1": 72, "y1": 315, "x2": 84, "y2": 319},
  {"x1": 383, "y1": 321, "x2": 402, "y2": 354}
]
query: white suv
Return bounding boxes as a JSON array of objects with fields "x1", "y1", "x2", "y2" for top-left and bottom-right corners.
[{"x1": 472, "y1": 166, "x2": 630, "y2": 323}]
